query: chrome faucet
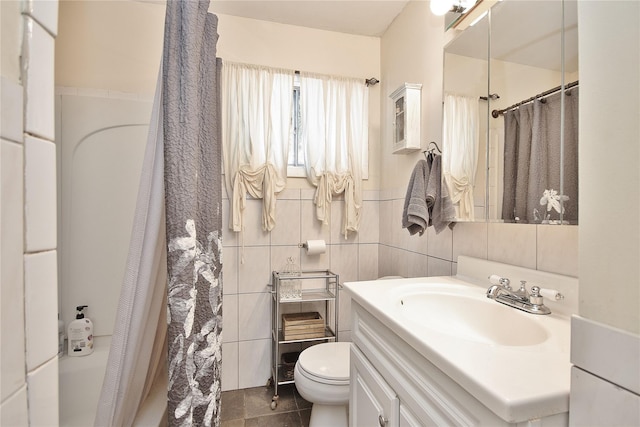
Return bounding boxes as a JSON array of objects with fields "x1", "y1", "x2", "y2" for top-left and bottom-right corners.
[{"x1": 486, "y1": 279, "x2": 551, "y2": 315}]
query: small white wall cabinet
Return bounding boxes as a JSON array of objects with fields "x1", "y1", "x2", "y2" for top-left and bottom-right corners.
[
  {"x1": 349, "y1": 301, "x2": 569, "y2": 426},
  {"x1": 390, "y1": 83, "x2": 422, "y2": 154}
]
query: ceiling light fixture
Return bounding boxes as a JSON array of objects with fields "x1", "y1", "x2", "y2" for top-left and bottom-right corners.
[
  {"x1": 430, "y1": 0, "x2": 455, "y2": 16},
  {"x1": 430, "y1": 0, "x2": 477, "y2": 16}
]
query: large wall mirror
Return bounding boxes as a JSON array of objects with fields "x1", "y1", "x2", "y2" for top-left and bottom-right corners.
[{"x1": 442, "y1": 0, "x2": 579, "y2": 224}]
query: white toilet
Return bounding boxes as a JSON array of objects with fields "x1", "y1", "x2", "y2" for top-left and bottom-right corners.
[{"x1": 294, "y1": 341, "x2": 351, "y2": 427}]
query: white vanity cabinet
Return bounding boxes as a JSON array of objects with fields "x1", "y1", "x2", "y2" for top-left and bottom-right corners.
[
  {"x1": 349, "y1": 301, "x2": 569, "y2": 427},
  {"x1": 350, "y1": 345, "x2": 399, "y2": 427}
]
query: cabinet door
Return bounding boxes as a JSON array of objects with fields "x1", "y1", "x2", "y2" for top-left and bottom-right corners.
[{"x1": 350, "y1": 347, "x2": 399, "y2": 427}]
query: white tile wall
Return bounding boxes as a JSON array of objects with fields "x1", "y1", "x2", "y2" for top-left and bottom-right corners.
[
  {"x1": 221, "y1": 342, "x2": 239, "y2": 391},
  {"x1": 222, "y1": 294, "x2": 239, "y2": 343},
  {"x1": 428, "y1": 257, "x2": 453, "y2": 276},
  {"x1": 270, "y1": 199, "x2": 301, "y2": 246},
  {"x1": 427, "y1": 226, "x2": 453, "y2": 260},
  {"x1": 24, "y1": 135, "x2": 57, "y2": 252},
  {"x1": 238, "y1": 339, "x2": 270, "y2": 389},
  {"x1": 1, "y1": 140, "x2": 26, "y2": 402},
  {"x1": 0, "y1": 386, "x2": 29, "y2": 426},
  {"x1": 300, "y1": 245, "x2": 330, "y2": 271},
  {"x1": 222, "y1": 245, "x2": 238, "y2": 295},
  {"x1": 301, "y1": 199, "x2": 331, "y2": 243},
  {"x1": 406, "y1": 251, "x2": 428, "y2": 278},
  {"x1": 242, "y1": 199, "x2": 271, "y2": 246},
  {"x1": 379, "y1": 192, "x2": 578, "y2": 285},
  {"x1": 0, "y1": 78, "x2": 24, "y2": 142},
  {"x1": 330, "y1": 244, "x2": 358, "y2": 283},
  {"x1": 238, "y1": 246, "x2": 271, "y2": 293},
  {"x1": 357, "y1": 244, "x2": 378, "y2": 281},
  {"x1": 26, "y1": 357, "x2": 59, "y2": 426},
  {"x1": 537, "y1": 225, "x2": 579, "y2": 277},
  {"x1": 358, "y1": 200, "x2": 380, "y2": 244},
  {"x1": 238, "y1": 293, "x2": 271, "y2": 341},
  {"x1": 452, "y1": 222, "x2": 488, "y2": 261},
  {"x1": 488, "y1": 222, "x2": 537, "y2": 269},
  {"x1": 23, "y1": 17, "x2": 55, "y2": 141},
  {"x1": 331, "y1": 200, "x2": 358, "y2": 244},
  {"x1": 270, "y1": 245, "x2": 301, "y2": 273},
  {"x1": 224, "y1": 187, "x2": 380, "y2": 389},
  {"x1": 221, "y1": 199, "x2": 238, "y2": 247},
  {"x1": 2, "y1": 2, "x2": 59, "y2": 422},
  {"x1": 24, "y1": 250, "x2": 59, "y2": 371}
]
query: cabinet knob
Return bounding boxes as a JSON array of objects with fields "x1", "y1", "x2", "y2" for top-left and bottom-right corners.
[{"x1": 378, "y1": 414, "x2": 388, "y2": 426}]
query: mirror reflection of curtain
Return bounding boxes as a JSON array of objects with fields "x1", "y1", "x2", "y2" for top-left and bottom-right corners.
[
  {"x1": 502, "y1": 88, "x2": 579, "y2": 223},
  {"x1": 442, "y1": 93, "x2": 479, "y2": 221}
]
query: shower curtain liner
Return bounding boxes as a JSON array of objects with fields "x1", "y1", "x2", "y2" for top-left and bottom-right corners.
[{"x1": 96, "y1": 1, "x2": 223, "y2": 426}]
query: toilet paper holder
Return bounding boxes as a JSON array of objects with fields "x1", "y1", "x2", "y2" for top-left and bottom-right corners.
[{"x1": 298, "y1": 240, "x2": 326, "y2": 255}]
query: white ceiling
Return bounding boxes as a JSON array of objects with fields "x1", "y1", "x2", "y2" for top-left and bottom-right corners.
[{"x1": 209, "y1": 0, "x2": 411, "y2": 37}]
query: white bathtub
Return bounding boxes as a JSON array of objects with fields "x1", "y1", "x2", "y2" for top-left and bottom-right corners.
[{"x1": 59, "y1": 336, "x2": 167, "y2": 426}]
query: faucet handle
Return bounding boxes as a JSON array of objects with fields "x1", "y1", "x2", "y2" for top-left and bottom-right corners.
[
  {"x1": 489, "y1": 275, "x2": 511, "y2": 290},
  {"x1": 529, "y1": 285, "x2": 543, "y2": 305},
  {"x1": 516, "y1": 280, "x2": 530, "y2": 299}
]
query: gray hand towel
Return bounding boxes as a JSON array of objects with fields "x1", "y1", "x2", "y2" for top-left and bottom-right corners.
[{"x1": 402, "y1": 159, "x2": 430, "y2": 236}]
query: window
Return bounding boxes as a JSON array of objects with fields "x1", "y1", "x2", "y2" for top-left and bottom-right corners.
[{"x1": 288, "y1": 75, "x2": 306, "y2": 177}]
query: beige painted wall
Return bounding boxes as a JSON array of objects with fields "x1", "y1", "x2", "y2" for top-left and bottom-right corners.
[
  {"x1": 55, "y1": 1, "x2": 165, "y2": 95},
  {"x1": 55, "y1": 2, "x2": 382, "y2": 190},
  {"x1": 380, "y1": 0, "x2": 444, "y2": 190}
]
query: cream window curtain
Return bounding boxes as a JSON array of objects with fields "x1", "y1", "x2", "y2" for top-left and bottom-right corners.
[
  {"x1": 222, "y1": 62, "x2": 294, "y2": 232},
  {"x1": 442, "y1": 93, "x2": 479, "y2": 221},
  {"x1": 299, "y1": 73, "x2": 369, "y2": 238}
]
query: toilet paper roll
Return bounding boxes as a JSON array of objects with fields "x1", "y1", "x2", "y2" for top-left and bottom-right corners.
[{"x1": 305, "y1": 240, "x2": 326, "y2": 255}]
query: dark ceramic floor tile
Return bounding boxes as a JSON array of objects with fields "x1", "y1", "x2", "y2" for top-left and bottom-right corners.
[
  {"x1": 299, "y1": 409, "x2": 311, "y2": 427},
  {"x1": 245, "y1": 411, "x2": 302, "y2": 427},
  {"x1": 221, "y1": 419, "x2": 245, "y2": 427},
  {"x1": 245, "y1": 385, "x2": 297, "y2": 418},
  {"x1": 292, "y1": 387, "x2": 312, "y2": 410},
  {"x1": 221, "y1": 389, "x2": 245, "y2": 421}
]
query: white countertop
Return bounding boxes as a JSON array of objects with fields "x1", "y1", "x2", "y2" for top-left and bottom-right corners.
[{"x1": 344, "y1": 275, "x2": 571, "y2": 423}]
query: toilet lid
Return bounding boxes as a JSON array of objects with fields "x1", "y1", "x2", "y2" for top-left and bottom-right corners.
[{"x1": 298, "y1": 342, "x2": 350, "y2": 382}]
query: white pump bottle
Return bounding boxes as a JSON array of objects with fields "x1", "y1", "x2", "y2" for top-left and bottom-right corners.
[{"x1": 67, "y1": 305, "x2": 94, "y2": 356}]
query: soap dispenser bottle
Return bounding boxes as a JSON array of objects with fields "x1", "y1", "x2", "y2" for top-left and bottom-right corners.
[{"x1": 67, "y1": 305, "x2": 94, "y2": 356}]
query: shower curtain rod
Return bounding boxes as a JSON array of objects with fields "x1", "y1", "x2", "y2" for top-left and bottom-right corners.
[
  {"x1": 294, "y1": 70, "x2": 379, "y2": 87},
  {"x1": 491, "y1": 80, "x2": 579, "y2": 118}
]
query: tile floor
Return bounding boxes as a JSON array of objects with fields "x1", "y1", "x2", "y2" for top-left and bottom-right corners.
[{"x1": 221, "y1": 384, "x2": 311, "y2": 427}]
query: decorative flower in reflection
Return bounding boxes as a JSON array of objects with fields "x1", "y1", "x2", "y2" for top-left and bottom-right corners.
[{"x1": 540, "y1": 189, "x2": 569, "y2": 214}]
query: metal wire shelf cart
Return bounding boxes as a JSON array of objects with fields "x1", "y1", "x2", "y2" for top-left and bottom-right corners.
[{"x1": 268, "y1": 269, "x2": 339, "y2": 409}]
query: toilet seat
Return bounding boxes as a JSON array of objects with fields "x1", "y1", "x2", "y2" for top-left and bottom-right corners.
[{"x1": 297, "y1": 342, "x2": 350, "y2": 384}]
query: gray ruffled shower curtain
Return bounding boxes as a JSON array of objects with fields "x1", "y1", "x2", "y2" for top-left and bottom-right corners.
[
  {"x1": 502, "y1": 88, "x2": 579, "y2": 223},
  {"x1": 163, "y1": 1, "x2": 223, "y2": 426},
  {"x1": 95, "y1": 1, "x2": 223, "y2": 426}
]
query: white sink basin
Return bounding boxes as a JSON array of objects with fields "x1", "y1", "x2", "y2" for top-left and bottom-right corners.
[{"x1": 393, "y1": 286, "x2": 548, "y2": 346}]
